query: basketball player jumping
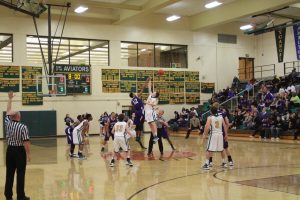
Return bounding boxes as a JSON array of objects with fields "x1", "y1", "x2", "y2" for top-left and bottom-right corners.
[
  {"x1": 202, "y1": 106, "x2": 228, "y2": 170},
  {"x1": 129, "y1": 78, "x2": 149, "y2": 149},
  {"x1": 145, "y1": 77, "x2": 160, "y2": 143}
]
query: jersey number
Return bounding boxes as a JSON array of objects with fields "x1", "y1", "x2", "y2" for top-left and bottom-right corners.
[{"x1": 115, "y1": 125, "x2": 124, "y2": 132}]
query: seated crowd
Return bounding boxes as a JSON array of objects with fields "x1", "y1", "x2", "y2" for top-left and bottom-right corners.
[{"x1": 229, "y1": 69, "x2": 300, "y2": 140}]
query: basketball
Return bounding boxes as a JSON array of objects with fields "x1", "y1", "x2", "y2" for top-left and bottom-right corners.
[{"x1": 158, "y1": 69, "x2": 164, "y2": 76}]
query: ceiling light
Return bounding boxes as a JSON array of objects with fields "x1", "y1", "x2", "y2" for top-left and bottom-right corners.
[
  {"x1": 166, "y1": 15, "x2": 181, "y2": 22},
  {"x1": 205, "y1": 1, "x2": 223, "y2": 9},
  {"x1": 240, "y1": 24, "x2": 253, "y2": 30},
  {"x1": 74, "y1": 6, "x2": 88, "y2": 14}
]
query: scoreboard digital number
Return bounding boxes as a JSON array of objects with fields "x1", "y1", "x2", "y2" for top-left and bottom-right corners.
[{"x1": 54, "y1": 64, "x2": 91, "y2": 95}]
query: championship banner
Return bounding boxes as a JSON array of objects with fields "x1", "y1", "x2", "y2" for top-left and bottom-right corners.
[
  {"x1": 201, "y1": 82, "x2": 215, "y2": 93},
  {"x1": 275, "y1": 28, "x2": 286, "y2": 63},
  {"x1": 293, "y1": 24, "x2": 300, "y2": 60}
]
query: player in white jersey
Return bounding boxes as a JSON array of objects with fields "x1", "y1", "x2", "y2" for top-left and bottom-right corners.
[
  {"x1": 201, "y1": 106, "x2": 228, "y2": 170},
  {"x1": 72, "y1": 114, "x2": 93, "y2": 160},
  {"x1": 144, "y1": 77, "x2": 160, "y2": 143},
  {"x1": 110, "y1": 114, "x2": 133, "y2": 167},
  {"x1": 126, "y1": 116, "x2": 136, "y2": 139}
]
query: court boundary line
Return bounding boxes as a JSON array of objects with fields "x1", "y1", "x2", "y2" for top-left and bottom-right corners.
[
  {"x1": 213, "y1": 164, "x2": 300, "y2": 195},
  {"x1": 127, "y1": 164, "x2": 300, "y2": 200}
]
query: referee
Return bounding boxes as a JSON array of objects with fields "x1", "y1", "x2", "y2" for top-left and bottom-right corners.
[{"x1": 4, "y1": 92, "x2": 30, "y2": 200}]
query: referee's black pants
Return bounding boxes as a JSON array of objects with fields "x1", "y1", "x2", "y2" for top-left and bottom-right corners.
[
  {"x1": 5, "y1": 146, "x2": 27, "y2": 199},
  {"x1": 148, "y1": 128, "x2": 163, "y2": 154}
]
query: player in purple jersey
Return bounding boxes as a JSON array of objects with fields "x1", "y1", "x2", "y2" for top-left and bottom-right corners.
[
  {"x1": 129, "y1": 78, "x2": 149, "y2": 149},
  {"x1": 107, "y1": 112, "x2": 117, "y2": 141},
  {"x1": 100, "y1": 112, "x2": 109, "y2": 152},
  {"x1": 209, "y1": 103, "x2": 234, "y2": 167}
]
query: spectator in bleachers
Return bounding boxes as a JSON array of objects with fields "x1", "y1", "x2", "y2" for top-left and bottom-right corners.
[
  {"x1": 190, "y1": 107, "x2": 198, "y2": 117},
  {"x1": 185, "y1": 113, "x2": 201, "y2": 139},
  {"x1": 293, "y1": 111, "x2": 300, "y2": 140},
  {"x1": 243, "y1": 110, "x2": 253, "y2": 129},
  {"x1": 174, "y1": 111, "x2": 179, "y2": 121},
  {"x1": 232, "y1": 76, "x2": 240, "y2": 89},
  {"x1": 262, "y1": 86, "x2": 274, "y2": 107},
  {"x1": 261, "y1": 107, "x2": 270, "y2": 140},
  {"x1": 250, "y1": 111, "x2": 262, "y2": 138},
  {"x1": 271, "y1": 115, "x2": 283, "y2": 141},
  {"x1": 289, "y1": 92, "x2": 300, "y2": 109},
  {"x1": 287, "y1": 68, "x2": 298, "y2": 82}
]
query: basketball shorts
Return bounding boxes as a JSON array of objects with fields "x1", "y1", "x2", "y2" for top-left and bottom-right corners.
[
  {"x1": 224, "y1": 140, "x2": 229, "y2": 149},
  {"x1": 72, "y1": 128, "x2": 83, "y2": 145},
  {"x1": 161, "y1": 127, "x2": 169, "y2": 139},
  {"x1": 114, "y1": 136, "x2": 129, "y2": 152},
  {"x1": 126, "y1": 130, "x2": 136, "y2": 139},
  {"x1": 105, "y1": 131, "x2": 114, "y2": 141},
  {"x1": 65, "y1": 126, "x2": 73, "y2": 144},
  {"x1": 145, "y1": 109, "x2": 157, "y2": 123},
  {"x1": 134, "y1": 112, "x2": 144, "y2": 131},
  {"x1": 207, "y1": 133, "x2": 224, "y2": 152}
]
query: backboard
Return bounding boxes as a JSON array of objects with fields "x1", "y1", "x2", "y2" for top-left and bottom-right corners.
[
  {"x1": 36, "y1": 75, "x2": 67, "y2": 97},
  {"x1": 0, "y1": 0, "x2": 47, "y2": 17}
]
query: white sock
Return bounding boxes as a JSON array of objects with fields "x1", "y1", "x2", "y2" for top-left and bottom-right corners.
[{"x1": 205, "y1": 160, "x2": 209, "y2": 165}]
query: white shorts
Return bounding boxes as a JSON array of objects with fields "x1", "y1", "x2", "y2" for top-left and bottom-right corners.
[
  {"x1": 72, "y1": 129, "x2": 83, "y2": 145},
  {"x1": 126, "y1": 130, "x2": 136, "y2": 140},
  {"x1": 114, "y1": 136, "x2": 129, "y2": 152},
  {"x1": 206, "y1": 133, "x2": 224, "y2": 152},
  {"x1": 145, "y1": 109, "x2": 157, "y2": 123}
]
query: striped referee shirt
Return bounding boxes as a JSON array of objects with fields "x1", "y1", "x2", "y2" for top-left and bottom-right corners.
[{"x1": 5, "y1": 115, "x2": 29, "y2": 146}]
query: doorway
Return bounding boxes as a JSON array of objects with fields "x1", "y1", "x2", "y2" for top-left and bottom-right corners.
[{"x1": 238, "y1": 57, "x2": 254, "y2": 81}]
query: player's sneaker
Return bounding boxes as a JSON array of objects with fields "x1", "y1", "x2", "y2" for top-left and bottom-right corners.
[
  {"x1": 126, "y1": 160, "x2": 133, "y2": 166},
  {"x1": 69, "y1": 153, "x2": 78, "y2": 158},
  {"x1": 78, "y1": 154, "x2": 87, "y2": 160},
  {"x1": 228, "y1": 161, "x2": 234, "y2": 166},
  {"x1": 221, "y1": 162, "x2": 228, "y2": 168},
  {"x1": 152, "y1": 136, "x2": 159, "y2": 143},
  {"x1": 209, "y1": 162, "x2": 213, "y2": 167},
  {"x1": 276, "y1": 137, "x2": 280, "y2": 141},
  {"x1": 202, "y1": 163, "x2": 210, "y2": 170},
  {"x1": 110, "y1": 159, "x2": 115, "y2": 167}
]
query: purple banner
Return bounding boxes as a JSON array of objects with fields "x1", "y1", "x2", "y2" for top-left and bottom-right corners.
[{"x1": 293, "y1": 24, "x2": 300, "y2": 60}]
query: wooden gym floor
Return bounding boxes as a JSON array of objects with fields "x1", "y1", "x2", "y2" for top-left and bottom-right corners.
[{"x1": 1, "y1": 134, "x2": 300, "y2": 200}]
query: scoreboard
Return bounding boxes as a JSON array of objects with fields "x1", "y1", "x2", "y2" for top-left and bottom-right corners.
[{"x1": 54, "y1": 64, "x2": 91, "y2": 95}]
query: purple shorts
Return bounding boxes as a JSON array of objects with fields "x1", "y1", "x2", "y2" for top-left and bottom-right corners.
[{"x1": 161, "y1": 127, "x2": 169, "y2": 139}]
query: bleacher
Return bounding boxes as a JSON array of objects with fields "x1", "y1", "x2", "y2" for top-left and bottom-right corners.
[{"x1": 170, "y1": 62, "x2": 300, "y2": 140}]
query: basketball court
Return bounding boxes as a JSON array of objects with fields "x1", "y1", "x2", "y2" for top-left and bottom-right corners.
[
  {"x1": 0, "y1": 0, "x2": 300, "y2": 200},
  {"x1": 1, "y1": 136, "x2": 300, "y2": 200}
]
